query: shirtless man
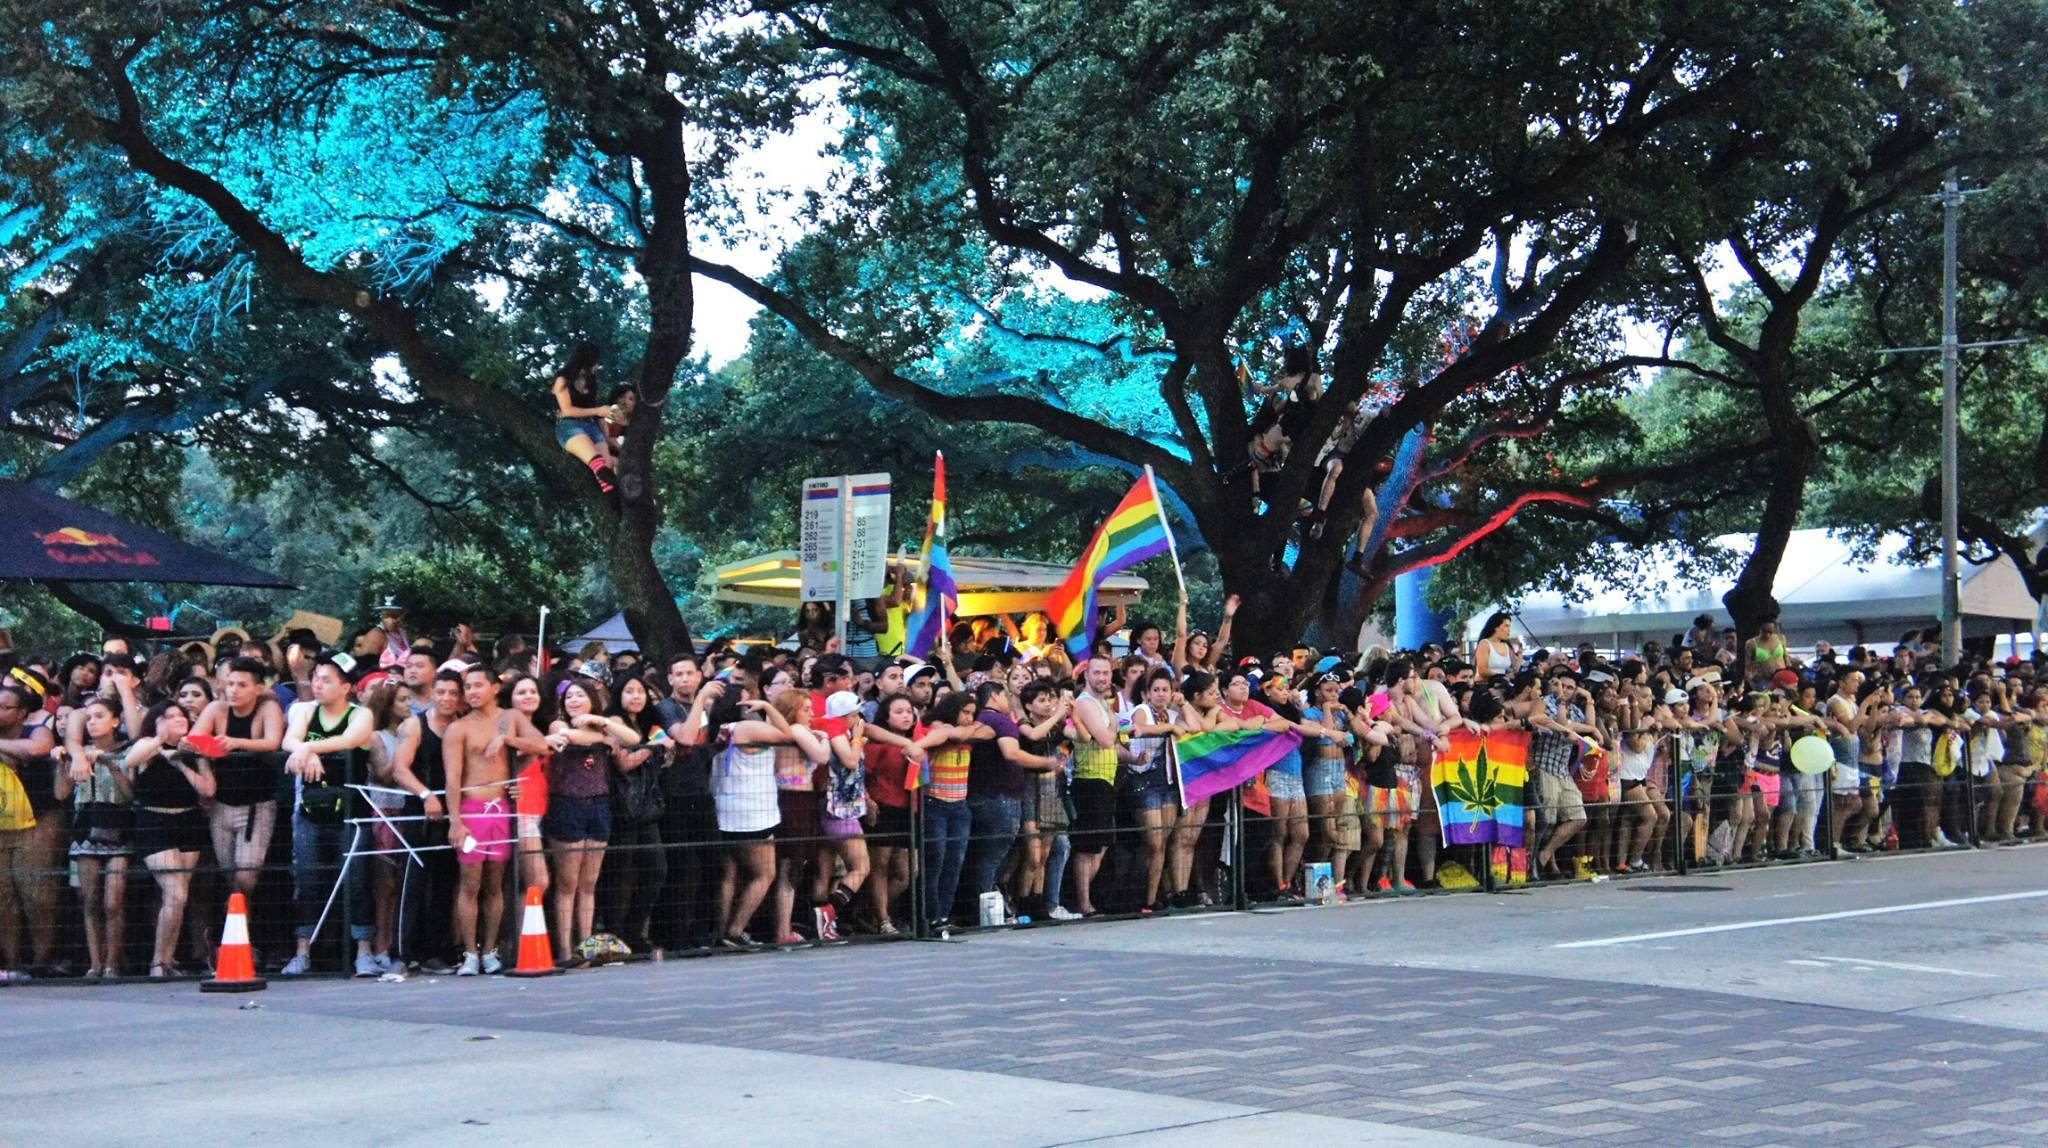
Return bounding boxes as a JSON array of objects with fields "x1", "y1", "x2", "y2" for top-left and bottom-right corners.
[
  {"x1": 443, "y1": 665, "x2": 558, "y2": 975},
  {"x1": 191, "y1": 657, "x2": 285, "y2": 936}
]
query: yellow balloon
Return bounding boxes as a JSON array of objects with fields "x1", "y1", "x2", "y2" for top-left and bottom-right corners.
[{"x1": 1790, "y1": 735, "x2": 1835, "y2": 775}]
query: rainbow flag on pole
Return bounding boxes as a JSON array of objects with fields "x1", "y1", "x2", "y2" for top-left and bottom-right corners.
[
  {"x1": 1172, "y1": 727, "x2": 1303, "y2": 806},
  {"x1": 1046, "y1": 472, "x2": 1172, "y2": 655},
  {"x1": 1430, "y1": 728, "x2": 1529, "y2": 847},
  {"x1": 904, "y1": 452, "x2": 955, "y2": 659}
]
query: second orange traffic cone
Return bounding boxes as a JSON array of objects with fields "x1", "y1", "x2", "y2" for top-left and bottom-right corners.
[
  {"x1": 505, "y1": 885, "x2": 560, "y2": 978},
  {"x1": 200, "y1": 892, "x2": 266, "y2": 993}
]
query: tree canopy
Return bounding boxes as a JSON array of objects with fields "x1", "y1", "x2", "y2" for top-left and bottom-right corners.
[{"x1": 3, "y1": 1, "x2": 2045, "y2": 653}]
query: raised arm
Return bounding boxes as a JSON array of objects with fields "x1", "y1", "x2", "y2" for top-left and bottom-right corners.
[
  {"x1": 1169, "y1": 594, "x2": 1190, "y2": 671},
  {"x1": 1205, "y1": 597, "x2": 1238, "y2": 671}
]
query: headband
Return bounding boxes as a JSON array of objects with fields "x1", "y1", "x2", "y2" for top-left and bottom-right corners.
[{"x1": 6, "y1": 666, "x2": 49, "y2": 700}]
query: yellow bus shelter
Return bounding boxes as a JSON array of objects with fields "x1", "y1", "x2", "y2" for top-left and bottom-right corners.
[{"x1": 709, "y1": 550, "x2": 1148, "y2": 617}]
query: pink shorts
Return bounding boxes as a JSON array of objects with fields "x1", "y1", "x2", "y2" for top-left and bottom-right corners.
[{"x1": 457, "y1": 797, "x2": 515, "y2": 864}]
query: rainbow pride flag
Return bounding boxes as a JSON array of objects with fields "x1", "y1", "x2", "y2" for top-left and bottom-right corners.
[
  {"x1": 1173, "y1": 727, "x2": 1303, "y2": 806},
  {"x1": 904, "y1": 452, "x2": 956, "y2": 659},
  {"x1": 1431, "y1": 728, "x2": 1528, "y2": 847},
  {"x1": 1046, "y1": 472, "x2": 1172, "y2": 654}
]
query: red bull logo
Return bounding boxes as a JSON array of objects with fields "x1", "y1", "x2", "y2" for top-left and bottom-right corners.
[
  {"x1": 33, "y1": 525, "x2": 158, "y2": 568},
  {"x1": 37, "y1": 527, "x2": 124, "y2": 548}
]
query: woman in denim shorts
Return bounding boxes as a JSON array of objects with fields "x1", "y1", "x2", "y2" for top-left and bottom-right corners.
[{"x1": 1124, "y1": 670, "x2": 1181, "y2": 913}]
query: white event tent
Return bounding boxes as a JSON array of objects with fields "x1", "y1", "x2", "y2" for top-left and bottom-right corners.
[{"x1": 1461, "y1": 528, "x2": 2041, "y2": 651}]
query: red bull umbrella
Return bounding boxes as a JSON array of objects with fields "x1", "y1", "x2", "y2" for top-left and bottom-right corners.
[{"x1": 0, "y1": 479, "x2": 294, "y2": 588}]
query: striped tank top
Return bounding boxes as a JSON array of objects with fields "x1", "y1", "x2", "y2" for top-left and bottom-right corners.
[
  {"x1": 928, "y1": 743, "x2": 971, "y2": 803},
  {"x1": 1072, "y1": 694, "x2": 1121, "y2": 783}
]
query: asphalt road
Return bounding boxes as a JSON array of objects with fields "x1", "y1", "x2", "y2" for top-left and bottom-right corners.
[{"x1": 8, "y1": 846, "x2": 2046, "y2": 1147}]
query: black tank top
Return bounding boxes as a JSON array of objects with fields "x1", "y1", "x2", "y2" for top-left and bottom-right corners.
[
  {"x1": 213, "y1": 703, "x2": 281, "y2": 806},
  {"x1": 416, "y1": 716, "x2": 448, "y2": 792},
  {"x1": 306, "y1": 703, "x2": 367, "y2": 816},
  {"x1": 132, "y1": 753, "x2": 200, "y2": 808}
]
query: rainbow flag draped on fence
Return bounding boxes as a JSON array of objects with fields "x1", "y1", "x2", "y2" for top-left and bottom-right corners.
[
  {"x1": 903, "y1": 452, "x2": 956, "y2": 659},
  {"x1": 1430, "y1": 728, "x2": 1529, "y2": 847},
  {"x1": 1172, "y1": 727, "x2": 1303, "y2": 806},
  {"x1": 1046, "y1": 472, "x2": 1172, "y2": 655}
]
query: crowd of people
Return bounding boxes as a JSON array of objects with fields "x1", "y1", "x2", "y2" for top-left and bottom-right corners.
[{"x1": 0, "y1": 596, "x2": 2039, "y2": 983}]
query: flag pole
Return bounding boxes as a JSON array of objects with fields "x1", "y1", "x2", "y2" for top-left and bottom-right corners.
[{"x1": 1143, "y1": 465, "x2": 1188, "y2": 600}]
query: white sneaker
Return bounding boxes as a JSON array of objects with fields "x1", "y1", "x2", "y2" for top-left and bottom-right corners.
[
  {"x1": 456, "y1": 952, "x2": 481, "y2": 977},
  {"x1": 481, "y1": 952, "x2": 503, "y2": 975},
  {"x1": 1048, "y1": 905, "x2": 1081, "y2": 921},
  {"x1": 353, "y1": 953, "x2": 379, "y2": 978},
  {"x1": 371, "y1": 952, "x2": 399, "y2": 974},
  {"x1": 279, "y1": 953, "x2": 311, "y2": 977},
  {"x1": 1934, "y1": 831, "x2": 1958, "y2": 849}
]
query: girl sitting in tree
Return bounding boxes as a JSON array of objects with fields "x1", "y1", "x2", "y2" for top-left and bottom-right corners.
[{"x1": 551, "y1": 342, "x2": 624, "y2": 495}]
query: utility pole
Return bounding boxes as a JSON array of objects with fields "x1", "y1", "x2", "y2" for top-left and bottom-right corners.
[
  {"x1": 1940, "y1": 169, "x2": 1961, "y2": 665},
  {"x1": 1879, "y1": 168, "x2": 2030, "y2": 666}
]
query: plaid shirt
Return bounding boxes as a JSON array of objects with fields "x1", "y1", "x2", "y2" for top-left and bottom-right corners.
[{"x1": 1530, "y1": 695, "x2": 1582, "y2": 778}]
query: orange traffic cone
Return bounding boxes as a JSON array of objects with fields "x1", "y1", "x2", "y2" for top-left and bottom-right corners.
[
  {"x1": 505, "y1": 885, "x2": 560, "y2": 978},
  {"x1": 200, "y1": 892, "x2": 267, "y2": 993}
]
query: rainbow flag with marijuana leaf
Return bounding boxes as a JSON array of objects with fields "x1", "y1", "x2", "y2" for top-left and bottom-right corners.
[{"x1": 1431, "y1": 728, "x2": 1528, "y2": 847}]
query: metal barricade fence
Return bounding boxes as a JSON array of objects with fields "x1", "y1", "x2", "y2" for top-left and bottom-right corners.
[{"x1": 1, "y1": 743, "x2": 2040, "y2": 980}]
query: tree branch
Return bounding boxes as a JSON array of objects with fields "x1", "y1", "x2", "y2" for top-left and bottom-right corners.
[{"x1": 692, "y1": 255, "x2": 1195, "y2": 489}]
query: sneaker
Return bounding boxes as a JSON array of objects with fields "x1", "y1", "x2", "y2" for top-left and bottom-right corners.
[
  {"x1": 877, "y1": 919, "x2": 900, "y2": 937},
  {"x1": 773, "y1": 933, "x2": 805, "y2": 947},
  {"x1": 1934, "y1": 831, "x2": 1958, "y2": 849},
  {"x1": 371, "y1": 952, "x2": 399, "y2": 975},
  {"x1": 481, "y1": 952, "x2": 503, "y2": 975},
  {"x1": 1627, "y1": 859, "x2": 1652, "y2": 873},
  {"x1": 353, "y1": 953, "x2": 379, "y2": 978},
  {"x1": 1048, "y1": 905, "x2": 1081, "y2": 921},
  {"x1": 456, "y1": 952, "x2": 481, "y2": 977},
  {"x1": 279, "y1": 954, "x2": 311, "y2": 977},
  {"x1": 421, "y1": 957, "x2": 453, "y2": 975},
  {"x1": 716, "y1": 933, "x2": 752, "y2": 952},
  {"x1": 0, "y1": 969, "x2": 31, "y2": 982}
]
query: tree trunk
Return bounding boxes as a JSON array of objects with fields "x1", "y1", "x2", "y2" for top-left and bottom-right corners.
[
  {"x1": 609, "y1": 107, "x2": 698, "y2": 664},
  {"x1": 1723, "y1": 350, "x2": 1816, "y2": 651}
]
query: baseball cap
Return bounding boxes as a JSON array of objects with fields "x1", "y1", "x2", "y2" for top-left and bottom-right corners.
[{"x1": 824, "y1": 690, "x2": 862, "y2": 720}]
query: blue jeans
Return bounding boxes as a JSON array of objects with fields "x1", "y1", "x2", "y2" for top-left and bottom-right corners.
[
  {"x1": 967, "y1": 795, "x2": 1023, "y2": 897},
  {"x1": 923, "y1": 799, "x2": 972, "y2": 922},
  {"x1": 291, "y1": 812, "x2": 373, "y2": 942},
  {"x1": 1043, "y1": 832, "x2": 1072, "y2": 911}
]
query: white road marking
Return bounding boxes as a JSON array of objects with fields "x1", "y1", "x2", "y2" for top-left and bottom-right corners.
[
  {"x1": 1800, "y1": 955, "x2": 1998, "y2": 978},
  {"x1": 1555, "y1": 888, "x2": 2048, "y2": 948}
]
